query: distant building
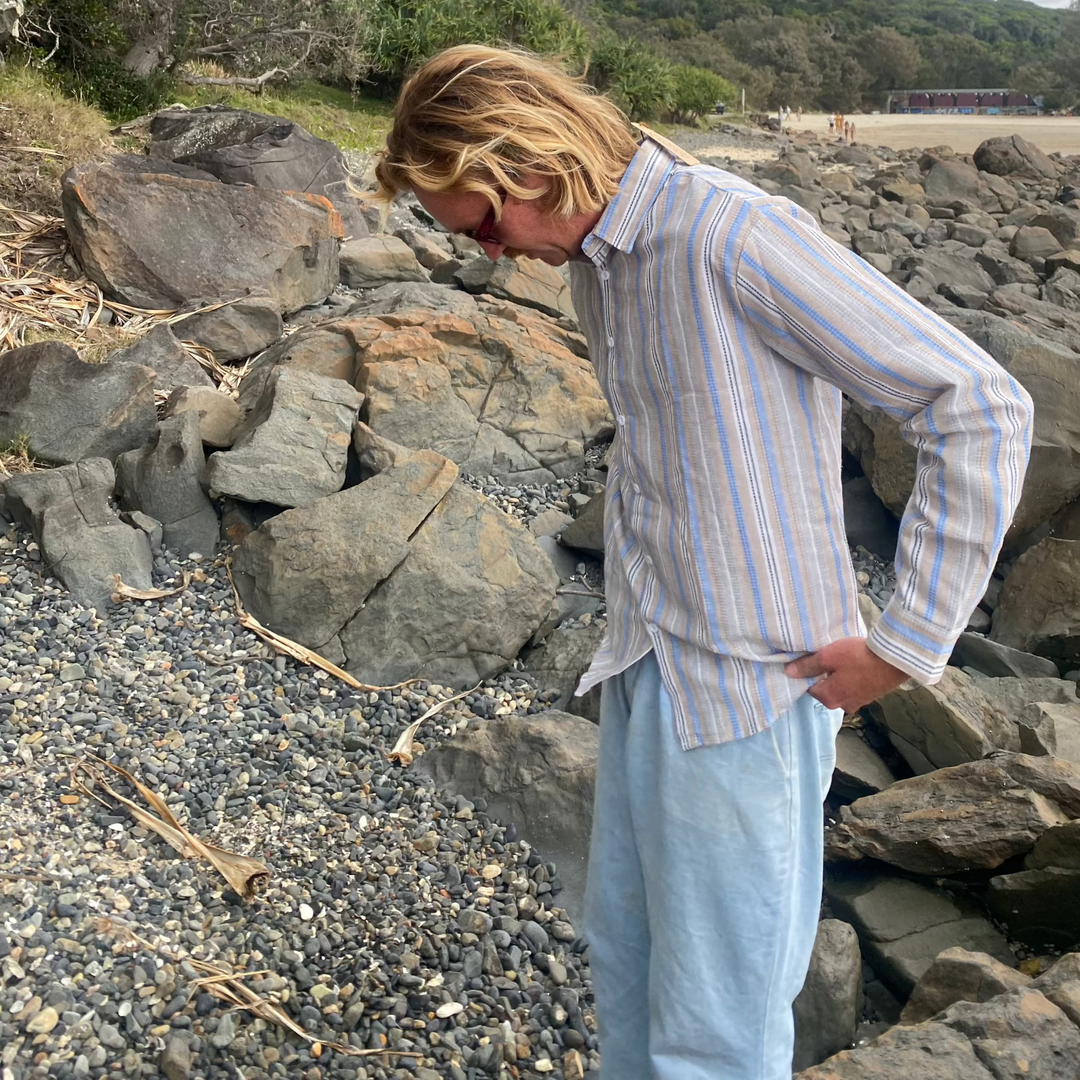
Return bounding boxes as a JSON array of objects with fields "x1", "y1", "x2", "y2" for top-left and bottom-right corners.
[{"x1": 886, "y1": 89, "x2": 1042, "y2": 116}]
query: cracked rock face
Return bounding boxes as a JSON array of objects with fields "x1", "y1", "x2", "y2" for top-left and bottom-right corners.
[
  {"x1": 230, "y1": 450, "x2": 459, "y2": 650},
  {"x1": 205, "y1": 368, "x2": 362, "y2": 508},
  {"x1": 339, "y1": 480, "x2": 559, "y2": 686},
  {"x1": 61, "y1": 155, "x2": 342, "y2": 314},
  {"x1": 236, "y1": 304, "x2": 613, "y2": 485},
  {"x1": 231, "y1": 445, "x2": 559, "y2": 689}
]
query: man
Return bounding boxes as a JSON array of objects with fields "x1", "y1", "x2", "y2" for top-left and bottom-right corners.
[{"x1": 376, "y1": 45, "x2": 1033, "y2": 1079}]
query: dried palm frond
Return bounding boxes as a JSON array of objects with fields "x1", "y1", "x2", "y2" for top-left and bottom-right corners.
[
  {"x1": 225, "y1": 559, "x2": 415, "y2": 694},
  {"x1": 188, "y1": 960, "x2": 422, "y2": 1060},
  {"x1": 110, "y1": 571, "x2": 192, "y2": 603},
  {"x1": 387, "y1": 686, "x2": 478, "y2": 766},
  {"x1": 71, "y1": 756, "x2": 271, "y2": 900}
]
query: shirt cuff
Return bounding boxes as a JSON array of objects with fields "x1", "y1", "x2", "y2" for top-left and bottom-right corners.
[{"x1": 865, "y1": 603, "x2": 957, "y2": 685}]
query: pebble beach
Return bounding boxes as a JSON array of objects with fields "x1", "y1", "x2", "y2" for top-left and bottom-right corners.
[
  {"x1": 1, "y1": 414, "x2": 899, "y2": 1080},
  {"x1": 0, "y1": 474, "x2": 602, "y2": 1080}
]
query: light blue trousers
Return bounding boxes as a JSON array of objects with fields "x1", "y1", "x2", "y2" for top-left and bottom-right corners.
[{"x1": 583, "y1": 652, "x2": 842, "y2": 1080}]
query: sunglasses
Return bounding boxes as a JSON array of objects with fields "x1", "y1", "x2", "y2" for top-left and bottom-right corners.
[{"x1": 465, "y1": 189, "x2": 506, "y2": 245}]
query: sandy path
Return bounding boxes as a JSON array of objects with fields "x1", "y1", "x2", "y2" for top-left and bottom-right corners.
[{"x1": 790, "y1": 112, "x2": 1080, "y2": 155}]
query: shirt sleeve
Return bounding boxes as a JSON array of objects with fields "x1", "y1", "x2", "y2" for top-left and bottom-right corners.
[{"x1": 734, "y1": 199, "x2": 1034, "y2": 683}]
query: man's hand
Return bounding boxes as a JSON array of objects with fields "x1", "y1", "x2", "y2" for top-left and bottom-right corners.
[{"x1": 784, "y1": 637, "x2": 908, "y2": 713}]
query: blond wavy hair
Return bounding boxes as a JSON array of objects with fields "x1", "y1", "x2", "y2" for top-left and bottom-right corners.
[{"x1": 375, "y1": 45, "x2": 639, "y2": 221}]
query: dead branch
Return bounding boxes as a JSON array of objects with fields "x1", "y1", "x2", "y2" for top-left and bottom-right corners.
[{"x1": 179, "y1": 66, "x2": 292, "y2": 91}]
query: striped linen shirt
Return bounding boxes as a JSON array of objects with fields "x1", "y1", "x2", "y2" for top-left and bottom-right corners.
[{"x1": 571, "y1": 138, "x2": 1033, "y2": 750}]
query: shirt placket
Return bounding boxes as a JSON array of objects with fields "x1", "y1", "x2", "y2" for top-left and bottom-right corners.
[{"x1": 599, "y1": 262, "x2": 657, "y2": 597}]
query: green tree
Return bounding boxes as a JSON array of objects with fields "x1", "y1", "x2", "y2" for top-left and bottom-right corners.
[
  {"x1": 589, "y1": 34, "x2": 675, "y2": 119},
  {"x1": 852, "y1": 26, "x2": 921, "y2": 99},
  {"x1": 669, "y1": 63, "x2": 735, "y2": 120}
]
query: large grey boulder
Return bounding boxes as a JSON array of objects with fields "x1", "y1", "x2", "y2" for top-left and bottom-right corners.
[
  {"x1": 1043, "y1": 266, "x2": 1080, "y2": 311},
  {"x1": 825, "y1": 872, "x2": 1014, "y2": 998},
  {"x1": 941, "y1": 985, "x2": 1080, "y2": 1076},
  {"x1": 969, "y1": 672, "x2": 1079, "y2": 719},
  {"x1": 975, "y1": 135, "x2": 1059, "y2": 181},
  {"x1": 796, "y1": 1021, "x2": 995, "y2": 1080},
  {"x1": 115, "y1": 411, "x2": 219, "y2": 558},
  {"x1": 1016, "y1": 701, "x2": 1080, "y2": 762},
  {"x1": 951, "y1": 633, "x2": 1061, "y2": 679},
  {"x1": 1010, "y1": 225, "x2": 1063, "y2": 262},
  {"x1": 3, "y1": 458, "x2": 114, "y2": 535},
  {"x1": 0, "y1": 341, "x2": 157, "y2": 466},
  {"x1": 240, "y1": 305, "x2": 610, "y2": 485},
  {"x1": 1026, "y1": 819, "x2": 1080, "y2": 871},
  {"x1": 205, "y1": 369, "x2": 362, "y2": 508},
  {"x1": 923, "y1": 159, "x2": 987, "y2": 206},
  {"x1": 1033, "y1": 953, "x2": 1080, "y2": 1025},
  {"x1": 173, "y1": 296, "x2": 283, "y2": 362},
  {"x1": 2, "y1": 459, "x2": 152, "y2": 610},
  {"x1": 793, "y1": 920, "x2": 862, "y2": 1071},
  {"x1": 1030, "y1": 205, "x2": 1080, "y2": 250},
  {"x1": 146, "y1": 106, "x2": 371, "y2": 239},
  {"x1": 992, "y1": 524, "x2": 1080, "y2": 671},
  {"x1": 393, "y1": 227, "x2": 456, "y2": 271},
  {"x1": 417, "y1": 711, "x2": 599, "y2": 926},
  {"x1": 106, "y1": 322, "x2": 214, "y2": 394},
  {"x1": 339, "y1": 483, "x2": 559, "y2": 686},
  {"x1": 450, "y1": 257, "x2": 576, "y2": 321},
  {"x1": 560, "y1": 495, "x2": 605, "y2": 555},
  {"x1": 800, "y1": 986, "x2": 1080, "y2": 1080},
  {"x1": 869, "y1": 666, "x2": 1019, "y2": 775},
  {"x1": 832, "y1": 727, "x2": 897, "y2": 800},
  {"x1": 62, "y1": 155, "x2": 341, "y2": 314},
  {"x1": 338, "y1": 236, "x2": 427, "y2": 287},
  {"x1": 826, "y1": 753, "x2": 1080, "y2": 875},
  {"x1": 900, "y1": 947, "x2": 1032, "y2": 1024},
  {"x1": 520, "y1": 624, "x2": 605, "y2": 722},
  {"x1": 985, "y1": 868, "x2": 1080, "y2": 953},
  {"x1": 231, "y1": 450, "x2": 459, "y2": 652},
  {"x1": 898, "y1": 250, "x2": 996, "y2": 293},
  {"x1": 847, "y1": 311, "x2": 1080, "y2": 538},
  {"x1": 163, "y1": 386, "x2": 242, "y2": 448},
  {"x1": 345, "y1": 281, "x2": 481, "y2": 319}
]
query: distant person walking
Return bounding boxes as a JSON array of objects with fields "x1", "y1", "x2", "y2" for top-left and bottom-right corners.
[
  {"x1": 828, "y1": 114, "x2": 835, "y2": 134},
  {"x1": 843, "y1": 120, "x2": 851, "y2": 141},
  {"x1": 850, "y1": 121, "x2": 856, "y2": 142}
]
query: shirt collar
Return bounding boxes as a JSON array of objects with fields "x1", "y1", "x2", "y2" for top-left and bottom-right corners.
[{"x1": 581, "y1": 138, "x2": 679, "y2": 261}]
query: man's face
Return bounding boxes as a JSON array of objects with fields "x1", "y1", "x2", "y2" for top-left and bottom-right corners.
[{"x1": 412, "y1": 180, "x2": 598, "y2": 267}]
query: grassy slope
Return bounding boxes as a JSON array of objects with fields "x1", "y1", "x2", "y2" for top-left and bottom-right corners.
[
  {"x1": 0, "y1": 65, "x2": 113, "y2": 213},
  {"x1": 0, "y1": 64, "x2": 393, "y2": 215},
  {"x1": 171, "y1": 80, "x2": 393, "y2": 155}
]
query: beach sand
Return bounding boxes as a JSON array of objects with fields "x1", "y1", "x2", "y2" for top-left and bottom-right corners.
[{"x1": 791, "y1": 112, "x2": 1080, "y2": 156}]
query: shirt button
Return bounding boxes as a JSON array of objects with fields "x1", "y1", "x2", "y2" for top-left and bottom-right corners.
[
  {"x1": 634, "y1": 484, "x2": 642, "y2": 494},
  {"x1": 607, "y1": 336, "x2": 615, "y2": 347},
  {"x1": 600, "y1": 270, "x2": 610, "y2": 281},
  {"x1": 617, "y1": 415, "x2": 626, "y2": 426}
]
